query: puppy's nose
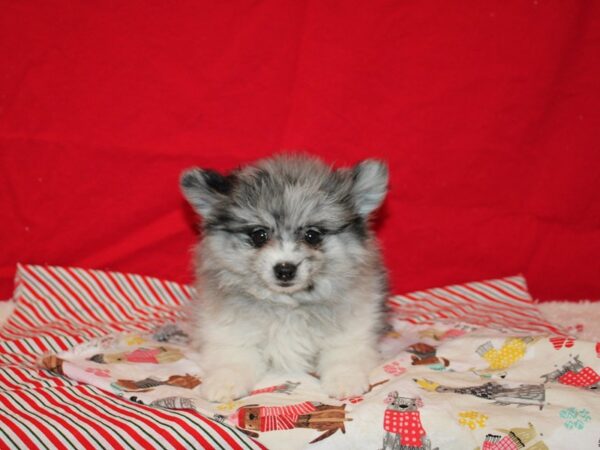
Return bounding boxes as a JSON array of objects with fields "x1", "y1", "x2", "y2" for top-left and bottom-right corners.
[{"x1": 273, "y1": 262, "x2": 297, "y2": 282}]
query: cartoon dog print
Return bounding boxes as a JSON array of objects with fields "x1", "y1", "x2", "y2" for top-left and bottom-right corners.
[
  {"x1": 415, "y1": 378, "x2": 545, "y2": 410},
  {"x1": 540, "y1": 354, "x2": 600, "y2": 390},
  {"x1": 113, "y1": 373, "x2": 201, "y2": 392},
  {"x1": 478, "y1": 422, "x2": 548, "y2": 450},
  {"x1": 476, "y1": 337, "x2": 539, "y2": 372},
  {"x1": 248, "y1": 381, "x2": 300, "y2": 396},
  {"x1": 406, "y1": 343, "x2": 449, "y2": 368},
  {"x1": 380, "y1": 391, "x2": 437, "y2": 450},
  {"x1": 88, "y1": 346, "x2": 184, "y2": 364},
  {"x1": 233, "y1": 401, "x2": 351, "y2": 443}
]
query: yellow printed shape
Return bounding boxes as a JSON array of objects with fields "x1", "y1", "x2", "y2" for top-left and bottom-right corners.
[
  {"x1": 480, "y1": 338, "x2": 527, "y2": 370},
  {"x1": 458, "y1": 410, "x2": 488, "y2": 430},
  {"x1": 216, "y1": 400, "x2": 243, "y2": 412},
  {"x1": 125, "y1": 335, "x2": 146, "y2": 346},
  {"x1": 414, "y1": 378, "x2": 440, "y2": 392}
]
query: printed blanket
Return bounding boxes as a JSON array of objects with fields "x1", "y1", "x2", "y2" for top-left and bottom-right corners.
[{"x1": 1, "y1": 264, "x2": 599, "y2": 450}]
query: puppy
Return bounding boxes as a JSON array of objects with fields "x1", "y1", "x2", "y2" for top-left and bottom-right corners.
[{"x1": 180, "y1": 154, "x2": 388, "y2": 402}]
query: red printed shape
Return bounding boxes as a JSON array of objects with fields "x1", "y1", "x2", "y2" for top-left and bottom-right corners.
[
  {"x1": 550, "y1": 337, "x2": 566, "y2": 349},
  {"x1": 549, "y1": 336, "x2": 575, "y2": 350},
  {"x1": 558, "y1": 367, "x2": 600, "y2": 387},
  {"x1": 383, "y1": 361, "x2": 406, "y2": 376},
  {"x1": 383, "y1": 410, "x2": 426, "y2": 447}
]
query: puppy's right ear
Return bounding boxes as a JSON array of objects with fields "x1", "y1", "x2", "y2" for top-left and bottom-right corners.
[{"x1": 180, "y1": 168, "x2": 234, "y2": 217}]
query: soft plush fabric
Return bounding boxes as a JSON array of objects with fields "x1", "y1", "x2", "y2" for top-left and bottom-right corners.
[
  {"x1": 1, "y1": 2, "x2": 599, "y2": 301},
  {"x1": 538, "y1": 301, "x2": 600, "y2": 342},
  {"x1": 5, "y1": 264, "x2": 600, "y2": 449}
]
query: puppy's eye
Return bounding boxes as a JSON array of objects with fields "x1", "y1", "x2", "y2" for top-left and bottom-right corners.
[
  {"x1": 304, "y1": 228, "x2": 324, "y2": 246},
  {"x1": 248, "y1": 228, "x2": 269, "y2": 247}
]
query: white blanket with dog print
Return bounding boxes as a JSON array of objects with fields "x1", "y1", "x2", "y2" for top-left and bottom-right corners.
[
  {"x1": 43, "y1": 311, "x2": 600, "y2": 449},
  {"x1": 1, "y1": 264, "x2": 590, "y2": 450}
]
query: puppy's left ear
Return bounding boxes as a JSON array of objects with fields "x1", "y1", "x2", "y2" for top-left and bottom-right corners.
[{"x1": 351, "y1": 159, "x2": 388, "y2": 217}]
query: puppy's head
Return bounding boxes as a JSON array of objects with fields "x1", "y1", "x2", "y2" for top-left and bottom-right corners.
[{"x1": 181, "y1": 154, "x2": 388, "y2": 303}]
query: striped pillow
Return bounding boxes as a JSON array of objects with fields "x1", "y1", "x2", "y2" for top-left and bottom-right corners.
[
  {"x1": 0, "y1": 264, "x2": 264, "y2": 450},
  {"x1": 5, "y1": 264, "x2": 192, "y2": 361},
  {"x1": 389, "y1": 275, "x2": 567, "y2": 334}
]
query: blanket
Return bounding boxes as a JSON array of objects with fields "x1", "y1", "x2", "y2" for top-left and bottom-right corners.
[{"x1": 2, "y1": 264, "x2": 599, "y2": 449}]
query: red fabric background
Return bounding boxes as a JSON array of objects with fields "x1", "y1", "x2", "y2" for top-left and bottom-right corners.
[{"x1": 1, "y1": 1, "x2": 599, "y2": 301}]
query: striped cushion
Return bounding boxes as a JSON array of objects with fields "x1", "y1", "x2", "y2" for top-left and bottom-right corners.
[
  {"x1": 0, "y1": 264, "x2": 566, "y2": 449},
  {"x1": 389, "y1": 275, "x2": 566, "y2": 334},
  {"x1": 0, "y1": 264, "x2": 264, "y2": 450}
]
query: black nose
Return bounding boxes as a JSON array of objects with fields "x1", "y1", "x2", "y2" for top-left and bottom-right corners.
[{"x1": 274, "y1": 262, "x2": 297, "y2": 281}]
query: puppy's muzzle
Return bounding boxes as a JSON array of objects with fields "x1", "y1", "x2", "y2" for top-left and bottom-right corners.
[{"x1": 273, "y1": 262, "x2": 297, "y2": 282}]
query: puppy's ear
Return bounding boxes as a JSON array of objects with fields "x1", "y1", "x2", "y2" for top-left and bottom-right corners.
[
  {"x1": 180, "y1": 168, "x2": 234, "y2": 216},
  {"x1": 351, "y1": 159, "x2": 388, "y2": 216}
]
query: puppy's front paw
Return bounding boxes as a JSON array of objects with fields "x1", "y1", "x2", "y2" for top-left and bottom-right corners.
[
  {"x1": 321, "y1": 366, "x2": 370, "y2": 399},
  {"x1": 200, "y1": 367, "x2": 254, "y2": 403}
]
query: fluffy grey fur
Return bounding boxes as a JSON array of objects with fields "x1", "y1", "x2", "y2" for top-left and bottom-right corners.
[{"x1": 180, "y1": 154, "x2": 389, "y2": 402}]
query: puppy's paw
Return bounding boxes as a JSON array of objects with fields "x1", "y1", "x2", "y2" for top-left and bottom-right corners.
[
  {"x1": 200, "y1": 367, "x2": 254, "y2": 403},
  {"x1": 320, "y1": 366, "x2": 370, "y2": 399}
]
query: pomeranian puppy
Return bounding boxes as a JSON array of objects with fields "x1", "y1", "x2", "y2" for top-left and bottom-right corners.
[{"x1": 180, "y1": 154, "x2": 388, "y2": 402}]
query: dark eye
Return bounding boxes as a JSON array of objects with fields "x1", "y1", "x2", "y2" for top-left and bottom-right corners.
[
  {"x1": 249, "y1": 413, "x2": 256, "y2": 420},
  {"x1": 248, "y1": 228, "x2": 269, "y2": 247},
  {"x1": 304, "y1": 228, "x2": 324, "y2": 246}
]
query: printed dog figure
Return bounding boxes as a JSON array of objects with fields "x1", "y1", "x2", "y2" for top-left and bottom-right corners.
[
  {"x1": 233, "y1": 401, "x2": 350, "y2": 443},
  {"x1": 415, "y1": 378, "x2": 546, "y2": 410},
  {"x1": 380, "y1": 392, "x2": 436, "y2": 450},
  {"x1": 406, "y1": 342, "x2": 449, "y2": 367}
]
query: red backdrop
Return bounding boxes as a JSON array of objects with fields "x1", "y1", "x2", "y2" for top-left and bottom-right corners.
[{"x1": 1, "y1": 1, "x2": 599, "y2": 301}]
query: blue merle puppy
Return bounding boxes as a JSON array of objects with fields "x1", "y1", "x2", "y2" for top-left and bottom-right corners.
[{"x1": 180, "y1": 154, "x2": 389, "y2": 402}]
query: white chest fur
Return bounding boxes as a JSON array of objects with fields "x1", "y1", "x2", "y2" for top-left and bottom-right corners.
[{"x1": 259, "y1": 307, "x2": 325, "y2": 372}]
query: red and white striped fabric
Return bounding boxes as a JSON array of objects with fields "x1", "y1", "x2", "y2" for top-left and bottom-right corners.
[
  {"x1": 0, "y1": 264, "x2": 567, "y2": 449},
  {"x1": 0, "y1": 264, "x2": 265, "y2": 450},
  {"x1": 388, "y1": 275, "x2": 567, "y2": 335}
]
